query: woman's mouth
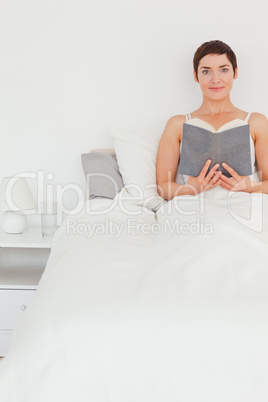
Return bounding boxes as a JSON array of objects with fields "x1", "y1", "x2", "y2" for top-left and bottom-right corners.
[{"x1": 209, "y1": 87, "x2": 224, "y2": 91}]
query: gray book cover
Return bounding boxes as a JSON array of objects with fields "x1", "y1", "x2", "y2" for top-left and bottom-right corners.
[{"x1": 178, "y1": 123, "x2": 252, "y2": 178}]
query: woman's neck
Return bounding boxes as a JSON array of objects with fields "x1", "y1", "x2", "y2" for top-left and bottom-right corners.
[{"x1": 197, "y1": 96, "x2": 237, "y2": 116}]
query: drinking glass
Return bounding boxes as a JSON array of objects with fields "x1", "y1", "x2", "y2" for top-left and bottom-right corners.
[{"x1": 41, "y1": 202, "x2": 58, "y2": 237}]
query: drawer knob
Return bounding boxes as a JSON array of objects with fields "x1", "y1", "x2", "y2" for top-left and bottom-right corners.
[{"x1": 20, "y1": 305, "x2": 27, "y2": 311}]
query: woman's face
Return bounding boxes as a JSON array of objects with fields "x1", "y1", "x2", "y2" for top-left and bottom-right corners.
[{"x1": 194, "y1": 53, "x2": 238, "y2": 100}]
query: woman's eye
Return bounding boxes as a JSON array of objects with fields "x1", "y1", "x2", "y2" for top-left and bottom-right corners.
[
  {"x1": 202, "y1": 70, "x2": 210, "y2": 74},
  {"x1": 221, "y1": 68, "x2": 228, "y2": 72}
]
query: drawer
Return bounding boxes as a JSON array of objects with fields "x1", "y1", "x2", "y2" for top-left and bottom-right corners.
[{"x1": 0, "y1": 289, "x2": 36, "y2": 330}]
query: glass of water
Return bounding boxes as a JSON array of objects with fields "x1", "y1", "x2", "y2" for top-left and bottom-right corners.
[{"x1": 41, "y1": 202, "x2": 58, "y2": 237}]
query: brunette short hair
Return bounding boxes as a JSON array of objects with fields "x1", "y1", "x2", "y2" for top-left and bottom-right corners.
[{"x1": 193, "y1": 40, "x2": 237, "y2": 80}]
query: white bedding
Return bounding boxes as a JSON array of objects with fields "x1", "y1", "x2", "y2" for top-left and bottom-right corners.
[{"x1": 1, "y1": 188, "x2": 268, "y2": 402}]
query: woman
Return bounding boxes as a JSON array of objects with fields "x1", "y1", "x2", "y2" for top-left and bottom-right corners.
[{"x1": 156, "y1": 40, "x2": 268, "y2": 200}]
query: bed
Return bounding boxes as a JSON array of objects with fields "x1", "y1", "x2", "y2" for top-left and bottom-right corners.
[{"x1": 1, "y1": 127, "x2": 268, "y2": 402}]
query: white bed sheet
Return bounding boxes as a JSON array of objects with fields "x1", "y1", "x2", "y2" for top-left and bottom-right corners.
[{"x1": 0, "y1": 189, "x2": 268, "y2": 402}]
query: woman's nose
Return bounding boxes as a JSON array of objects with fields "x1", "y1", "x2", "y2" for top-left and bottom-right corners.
[{"x1": 211, "y1": 73, "x2": 221, "y2": 83}]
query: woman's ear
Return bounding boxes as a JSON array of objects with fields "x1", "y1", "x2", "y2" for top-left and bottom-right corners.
[
  {"x1": 193, "y1": 70, "x2": 199, "y2": 83},
  {"x1": 233, "y1": 67, "x2": 238, "y2": 79}
]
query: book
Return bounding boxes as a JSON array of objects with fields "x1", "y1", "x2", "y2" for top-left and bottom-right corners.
[{"x1": 178, "y1": 123, "x2": 252, "y2": 178}]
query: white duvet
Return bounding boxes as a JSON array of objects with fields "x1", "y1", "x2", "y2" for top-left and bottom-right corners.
[{"x1": 1, "y1": 188, "x2": 268, "y2": 402}]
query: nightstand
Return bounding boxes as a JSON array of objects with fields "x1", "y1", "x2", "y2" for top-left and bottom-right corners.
[{"x1": 0, "y1": 228, "x2": 52, "y2": 356}]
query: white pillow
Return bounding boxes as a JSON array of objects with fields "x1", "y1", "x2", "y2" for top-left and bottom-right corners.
[{"x1": 109, "y1": 127, "x2": 167, "y2": 211}]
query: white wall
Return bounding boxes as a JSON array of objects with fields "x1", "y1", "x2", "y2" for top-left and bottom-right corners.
[{"x1": 0, "y1": 0, "x2": 267, "y2": 217}]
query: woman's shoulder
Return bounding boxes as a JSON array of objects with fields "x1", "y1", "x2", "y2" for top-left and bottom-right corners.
[
  {"x1": 165, "y1": 114, "x2": 186, "y2": 125},
  {"x1": 249, "y1": 112, "x2": 268, "y2": 129},
  {"x1": 249, "y1": 112, "x2": 268, "y2": 123},
  {"x1": 249, "y1": 112, "x2": 268, "y2": 140},
  {"x1": 162, "y1": 114, "x2": 186, "y2": 141},
  {"x1": 164, "y1": 114, "x2": 186, "y2": 132}
]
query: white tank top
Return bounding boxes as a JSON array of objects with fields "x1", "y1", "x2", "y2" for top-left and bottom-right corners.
[{"x1": 176, "y1": 112, "x2": 259, "y2": 184}]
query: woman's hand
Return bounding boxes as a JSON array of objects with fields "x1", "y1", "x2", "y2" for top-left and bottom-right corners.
[
  {"x1": 187, "y1": 159, "x2": 222, "y2": 195},
  {"x1": 219, "y1": 162, "x2": 255, "y2": 192}
]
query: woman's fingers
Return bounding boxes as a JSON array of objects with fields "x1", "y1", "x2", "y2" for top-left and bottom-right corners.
[
  {"x1": 211, "y1": 170, "x2": 222, "y2": 183},
  {"x1": 210, "y1": 178, "x2": 222, "y2": 189},
  {"x1": 221, "y1": 162, "x2": 240, "y2": 181},
  {"x1": 199, "y1": 159, "x2": 212, "y2": 180},
  {"x1": 205, "y1": 163, "x2": 221, "y2": 182},
  {"x1": 199, "y1": 160, "x2": 221, "y2": 181},
  {"x1": 219, "y1": 180, "x2": 232, "y2": 191},
  {"x1": 206, "y1": 170, "x2": 222, "y2": 189},
  {"x1": 203, "y1": 163, "x2": 221, "y2": 189},
  {"x1": 190, "y1": 162, "x2": 251, "y2": 194},
  {"x1": 219, "y1": 173, "x2": 233, "y2": 185},
  {"x1": 196, "y1": 161, "x2": 222, "y2": 192},
  {"x1": 219, "y1": 171, "x2": 240, "y2": 191}
]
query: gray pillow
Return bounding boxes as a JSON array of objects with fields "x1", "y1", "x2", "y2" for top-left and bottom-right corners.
[{"x1": 81, "y1": 152, "x2": 124, "y2": 199}]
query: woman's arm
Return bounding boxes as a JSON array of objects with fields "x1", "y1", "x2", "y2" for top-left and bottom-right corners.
[
  {"x1": 156, "y1": 115, "x2": 222, "y2": 200},
  {"x1": 251, "y1": 113, "x2": 268, "y2": 192},
  {"x1": 220, "y1": 113, "x2": 268, "y2": 194},
  {"x1": 156, "y1": 116, "x2": 185, "y2": 200}
]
